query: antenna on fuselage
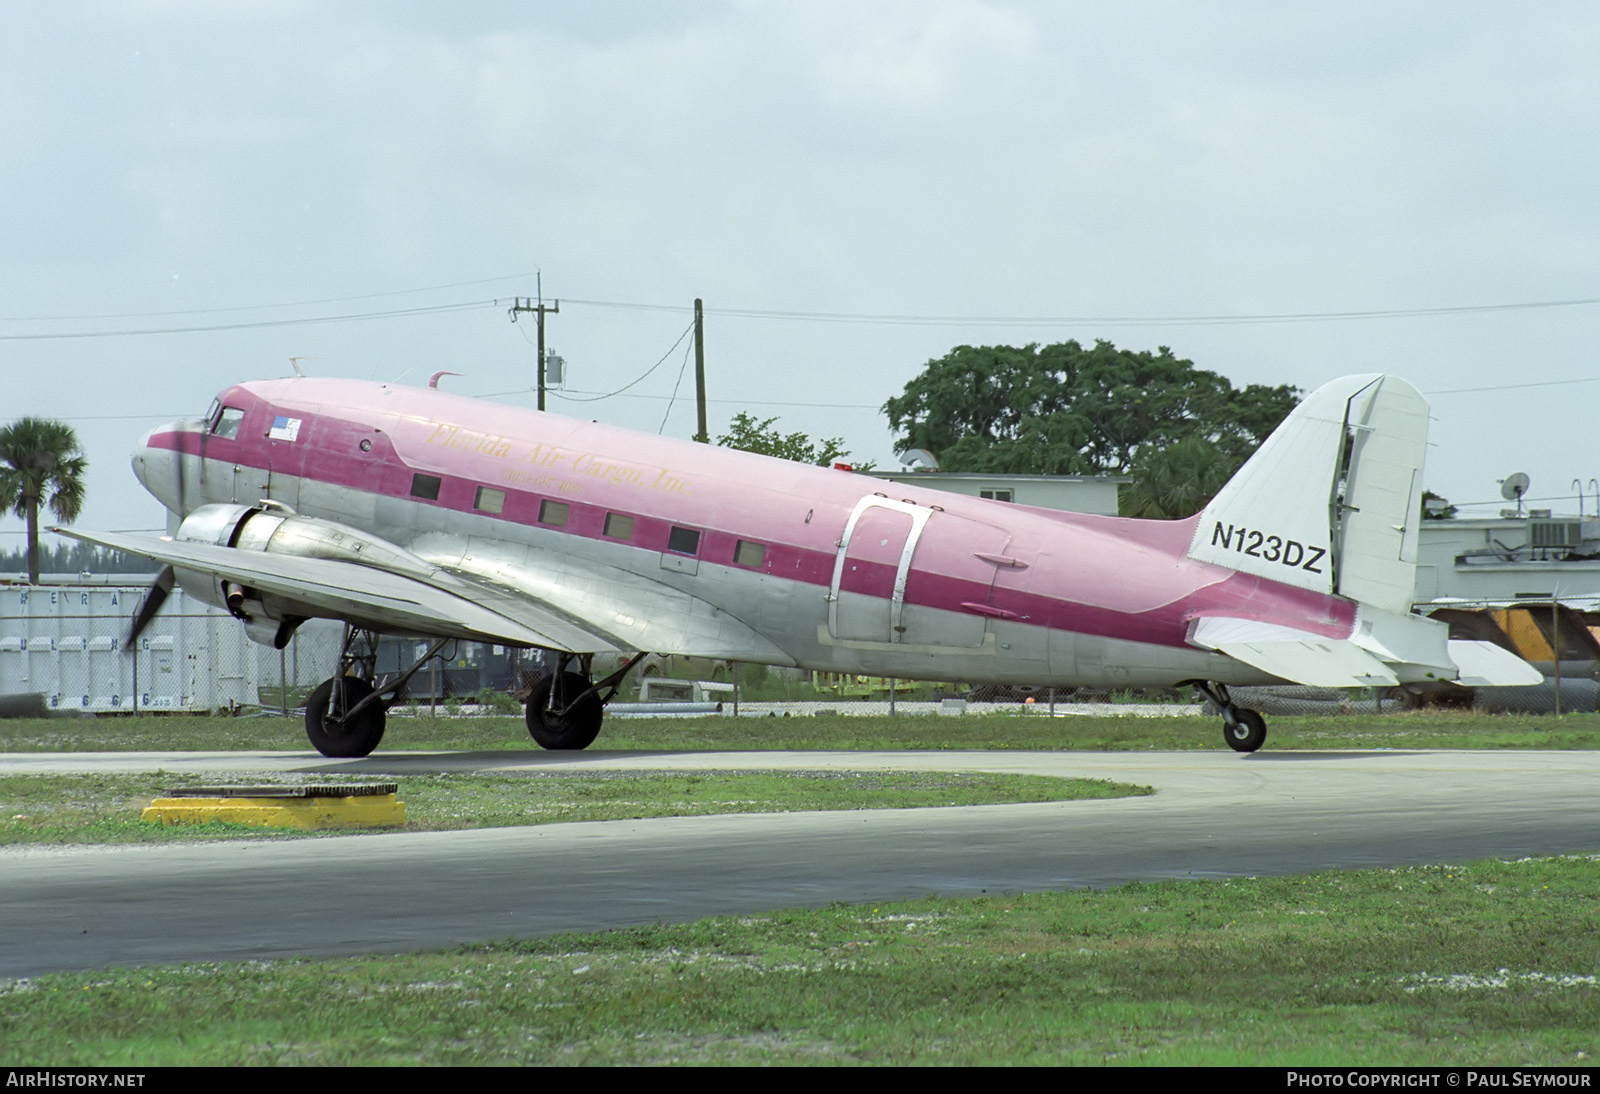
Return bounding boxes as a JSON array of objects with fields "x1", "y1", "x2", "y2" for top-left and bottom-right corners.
[
  {"x1": 288, "y1": 356, "x2": 321, "y2": 377},
  {"x1": 429, "y1": 371, "x2": 462, "y2": 389}
]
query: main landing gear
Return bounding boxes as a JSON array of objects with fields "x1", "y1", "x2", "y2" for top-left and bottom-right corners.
[
  {"x1": 525, "y1": 652, "x2": 647, "y2": 750},
  {"x1": 1192, "y1": 682, "x2": 1267, "y2": 753},
  {"x1": 302, "y1": 636, "x2": 648, "y2": 757},
  {"x1": 304, "y1": 627, "x2": 448, "y2": 758}
]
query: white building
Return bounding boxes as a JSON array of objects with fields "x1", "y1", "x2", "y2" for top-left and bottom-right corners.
[
  {"x1": 0, "y1": 581, "x2": 338, "y2": 714},
  {"x1": 1415, "y1": 514, "x2": 1600, "y2": 609},
  {"x1": 870, "y1": 471, "x2": 1126, "y2": 516}
]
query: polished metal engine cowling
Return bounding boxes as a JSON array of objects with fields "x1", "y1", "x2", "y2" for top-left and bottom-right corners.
[{"x1": 171, "y1": 503, "x2": 435, "y2": 646}]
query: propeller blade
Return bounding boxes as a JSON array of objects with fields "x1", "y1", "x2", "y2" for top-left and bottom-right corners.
[
  {"x1": 127, "y1": 565, "x2": 175, "y2": 646},
  {"x1": 173, "y1": 437, "x2": 187, "y2": 515}
]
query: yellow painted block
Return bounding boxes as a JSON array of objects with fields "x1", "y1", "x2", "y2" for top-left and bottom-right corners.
[
  {"x1": 142, "y1": 794, "x2": 405, "y2": 830},
  {"x1": 1490, "y1": 609, "x2": 1555, "y2": 661}
]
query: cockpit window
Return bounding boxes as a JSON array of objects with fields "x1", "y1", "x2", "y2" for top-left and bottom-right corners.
[{"x1": 212, "y1": 406, "x2": 246, "y2": 440}]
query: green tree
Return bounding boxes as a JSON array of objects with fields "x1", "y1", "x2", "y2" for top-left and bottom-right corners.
[
  {"x1": 0, "y1": 541, "x2": 157, "y2": 578},
  {"x1": 1122, "y1": 436, "x2": 1238, "y2": 519},
  {"x1": 0, "y1": 417, "x2": 87, "y2": 584},
  {"x1": 717, "y1": 412, "x2": 858, "y2": 467},
  {"x1": 882, "y1": 340, "x2": 1299, "y2": 478}
]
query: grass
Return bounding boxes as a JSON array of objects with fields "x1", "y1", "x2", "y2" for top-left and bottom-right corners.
[
  {"x1": 0, "y1": 770, "x2": 1149, "y2": 845},
  {"x1": 5, "y1": 706, "x2": 1598, "y2": 1064},
  {"x1": 4, "y1": 854, "x2": 1596, "y2": 1065},
  {"x1": 2, "y1": 706, "x2": 1600, "y2": 753}
]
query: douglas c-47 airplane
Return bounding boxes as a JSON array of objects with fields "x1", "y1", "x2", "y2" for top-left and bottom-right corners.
[{"x1": 60, "y1": 371, "x2": 1537, "y2": 757}]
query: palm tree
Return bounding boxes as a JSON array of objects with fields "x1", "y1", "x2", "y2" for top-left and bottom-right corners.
[
  {"x1": 1122, "y1": 436, "x2": 1238, "y2": 519},
  {"x1": 0, "y1": 418, "x2": 87, "y2": 584}
]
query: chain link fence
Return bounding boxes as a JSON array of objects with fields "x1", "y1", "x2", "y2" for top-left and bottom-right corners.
[
  {"x1": 3, "y1": 583, "x2": 1589, "y2": 717},
  {"x1": 0, "y1": 584, "x2": 344, "y2": 714},
  {"x1": 0, "y1": 583, "x2": 549, "y2": 715}
]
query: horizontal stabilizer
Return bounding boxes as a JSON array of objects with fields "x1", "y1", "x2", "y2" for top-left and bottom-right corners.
[
  {"x1": 1194, "y1": 616, "x2": 1542, "y2": 689},
  {"x1": 1190, "y1": 616, "x2": 1399, "y2": 687},
  {"x1": 1448, "y1": 640, "x2": 1544, "y2": 687}
]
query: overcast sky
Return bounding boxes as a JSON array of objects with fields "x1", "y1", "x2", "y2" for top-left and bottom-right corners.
[{"x1": 4, "y1": 0, "x2": 1598, "y2": 548}]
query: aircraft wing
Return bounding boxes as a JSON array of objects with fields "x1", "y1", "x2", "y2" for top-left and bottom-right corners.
[
  {"x1": 421, "y1": 535, "x2": 799, "y2": 665},
  {"x1": 58, "y1": 528, "x2": 799, "y2": 663},
  {"x1": 55, "y1": 529, "x2": 624, "y2": 652}
]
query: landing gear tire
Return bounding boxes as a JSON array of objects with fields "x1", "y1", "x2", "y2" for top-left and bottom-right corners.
[
  {"x1": 305, "y1": 676, "x2": 387, "y2": 758},
  {"x1": 1223, "y1": 708, "x2": 1267, "y2": 753},
  {"x1": 526, "y1": 671, "x2": 603, "y2": 750}
]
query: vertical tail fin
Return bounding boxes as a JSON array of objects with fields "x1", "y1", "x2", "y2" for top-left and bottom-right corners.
[
  {"x1": 1186, "y1": 373, "x2": 1541, "y2": 687},
  {"x1": 1187, "y1": 373, "x2": 1428, "y2": 614}
]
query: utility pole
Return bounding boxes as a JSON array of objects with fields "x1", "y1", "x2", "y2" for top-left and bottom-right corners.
[
  {"x1": 508, "y1": 273, "x2": 560, "y2": 410},
  {"x1": 693, "y1": 298, "x2": 708, "y2": 443}
]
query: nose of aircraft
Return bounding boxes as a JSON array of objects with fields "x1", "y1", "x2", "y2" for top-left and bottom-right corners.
[{"x1": 132, "y1": 421, "x2": 197, "y2": 517}]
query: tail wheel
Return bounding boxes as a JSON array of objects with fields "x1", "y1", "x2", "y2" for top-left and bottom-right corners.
[
  {"x1": 526, "y1": 671, "x2": 603, "y2": 750},
  {"x1": 1223, "y1": 708, "x2": 1267, "y2": 753},
  {"x1": 305, "y1": 676, "x2": 387, "y2": 758}
]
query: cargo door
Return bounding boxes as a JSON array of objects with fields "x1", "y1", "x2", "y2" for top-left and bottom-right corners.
[{"x1": 829, "y1": 499, "x2": 924, "y2": 643}]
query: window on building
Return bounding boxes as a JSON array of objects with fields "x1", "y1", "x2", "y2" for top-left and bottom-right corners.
[
  {"x1": 410, "y1": 473, "x2": 442, "y2": 500},
  {"x1": 604, "y1": 513, "x2": 635, "y2": 540},
  {"x1": 668, "y1": 526, "x2": 700, "y2": 555},
  {"x1": 474, "y1": 486, "x2": 505, "y2": 514},
  {"x1": 734, "y1": 540, "x2": 766, "y2": 567},
  {"x1": 979, "y1": 488, "x2": 1014, "y2": 503},
  {"x1": 539, "y1": 499, "x2": 570, "y2": 526}
]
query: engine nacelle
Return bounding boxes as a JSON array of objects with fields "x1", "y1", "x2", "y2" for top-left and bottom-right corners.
[{"x1": 172, "y1": 502, "x2": 436, "y2": 647}]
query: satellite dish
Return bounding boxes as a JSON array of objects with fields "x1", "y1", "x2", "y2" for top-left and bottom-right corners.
[
  {"x1": 899, "y1": 448, "x2": 940, "y2": 471},
  {"x1": 1500, "y1": 472, "x2": 1531, "y2": 517}
]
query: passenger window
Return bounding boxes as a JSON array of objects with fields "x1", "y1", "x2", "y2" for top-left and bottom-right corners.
[
  {"x1": 668, "y1": 526, "x2": 700, "y2": 555},
  {"x1": 539, "y1": 500, "x2": 570, "y2": 527},
  {"x1": 212, "y1": 407, "x2": 246, "y2": 440},
  {"x1": 410, "y1": 473, "x2": 442, "y2": 500},
  {"x1": 604, "y1": 513, "x2": 634, "y2": 540},
  {"x1": 734, "y1": 540, "x2": 766, "y2": 567},
  {"x1": 474, "y1": 486, "x2": 505, "y2": 514}
]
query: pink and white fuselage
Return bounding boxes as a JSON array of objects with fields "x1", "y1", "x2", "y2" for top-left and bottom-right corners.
[{"x1": 128, "y1": 377, "x2": 1357, "y2": 690}]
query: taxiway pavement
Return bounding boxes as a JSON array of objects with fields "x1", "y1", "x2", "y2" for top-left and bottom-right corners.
[{"x1": 2, "y1": 749, "x2": 1597, "y2": 979}]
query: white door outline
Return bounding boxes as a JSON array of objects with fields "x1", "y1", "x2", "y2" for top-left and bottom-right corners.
[{"x1": 827, "y1": 496, "x2": 932, "y2": 642}]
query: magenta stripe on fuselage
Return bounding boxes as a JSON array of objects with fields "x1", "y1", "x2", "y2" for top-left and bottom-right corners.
[{"x1": 146, "y1": 378, "x2": 1356, "y2": 650}]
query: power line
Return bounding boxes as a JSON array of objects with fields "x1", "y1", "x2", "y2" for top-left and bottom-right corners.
[
  {"x1": 1453, "y1": 495, "x2": 1588, "y2": 511},
  {"x1": 0, "y1": 527, "x2": 165, "y2": 536},
  {"x1": 31, "y1": 371, "x2": 1598, "y2": 429},
  {"x1": 546, "y1": 321, "x2": 697, "y2": 405},
  {"x1": 8, "y1": 286, "x2": 1595, "y2": 341},
  {"x1": 542, "y1": 387, "x2": 882, "y2": 409},
  {"x1": 565, "y1": 295, "x2": 1600, "y2": 328},
  {"x1": 0, "y1": 299, "x2": 499, "y2": 341},
  {"x1": 1424, "y1": 377, "x2": 1600, "y2": 396},
  {"x1": 0, "y1": 272, "x2": 539, "y2": 322},
  {"x1": 657, "y1": 326, "x2": 698, "y2": 434}
]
